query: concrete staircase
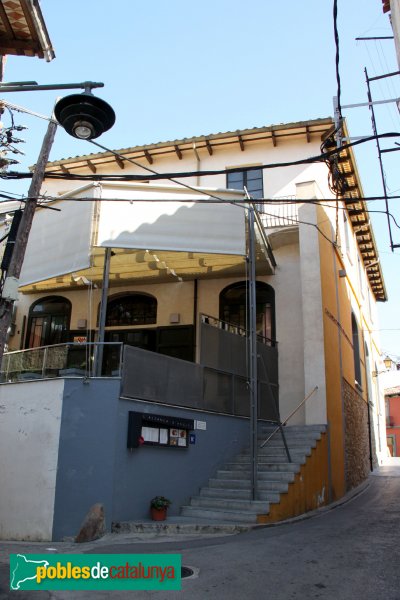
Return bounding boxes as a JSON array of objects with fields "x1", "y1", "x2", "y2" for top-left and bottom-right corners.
[{"x1": 180, "y1": 424, "x2": 327, "y2": 523}]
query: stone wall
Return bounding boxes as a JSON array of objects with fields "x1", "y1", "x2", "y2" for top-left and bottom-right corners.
[{"x1": 343, "y1": 378, "x2": 371, "y2": 491}]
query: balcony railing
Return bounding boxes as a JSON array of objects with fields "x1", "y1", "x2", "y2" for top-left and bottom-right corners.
[
  {"x1": 0, "y1": 342, "x2": 123, "y2": 382},
  {"x1": 257, "y1": 197, "x2": 299, "y2": 229},
  {"x1": 200, "y1": 313, "x2": 277, "y2": 347}
]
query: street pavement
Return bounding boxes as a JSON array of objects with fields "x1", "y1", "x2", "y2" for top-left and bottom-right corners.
[{"x1": 1, "y1": 465, "x2": 400, "y2": 599}]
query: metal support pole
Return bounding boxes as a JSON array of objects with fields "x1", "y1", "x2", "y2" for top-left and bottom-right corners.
[
  {"x1": 0, "y1": 81, "x2": 104, "y2": 93},
  {"x1": 248, "y1": 205, "x2": 258, "y2": 501},
  {"x1": 95, "y1": 247, "x2": 112, "y2": 377},
  {"x1": 365, "y1": 67, "x2": 395, "y2": 250}
]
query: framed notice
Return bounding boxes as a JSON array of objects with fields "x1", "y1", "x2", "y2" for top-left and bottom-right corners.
[{"x1": 127, "y1": 411, "x2": 194, "y2": 449}]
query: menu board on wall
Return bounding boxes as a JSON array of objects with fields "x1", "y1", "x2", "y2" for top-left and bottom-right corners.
[{"x1": 127, "y1": 411, "x2": 194, "y2": 449}]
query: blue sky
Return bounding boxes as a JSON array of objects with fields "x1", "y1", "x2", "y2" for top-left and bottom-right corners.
[{"x1": 1, "y1": 0, "x2": 399, "y2": 358}]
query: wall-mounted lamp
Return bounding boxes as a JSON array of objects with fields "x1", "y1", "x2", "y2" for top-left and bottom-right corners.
[{"x1": 384, "y1": 356, "x2": 394, "y2": 370}]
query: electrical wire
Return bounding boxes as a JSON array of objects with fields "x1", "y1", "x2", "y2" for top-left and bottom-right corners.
[{"x1": 333, "y1": 0, "x2": 342, "y2": 119}]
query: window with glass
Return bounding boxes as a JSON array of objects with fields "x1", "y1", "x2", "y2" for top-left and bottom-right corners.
[
  {"x1": 227, "y1": 168, "x2": 264, "y2": 200},
  {"x1": 105, "y1": 294, "x2": 157, "y2": 327},
  {"x1": 219, "y1": 281, "x2": 275, "y2": 343},
  {"x1": 351, "y1": 312, "x2": 362, "y2": 388},
  {"x1": 26, "y1": 296, "x2": 71, "y2": 348}
]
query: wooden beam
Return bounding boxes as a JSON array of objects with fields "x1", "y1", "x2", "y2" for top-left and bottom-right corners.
[
  {"x1": 144, "y1": 150, "x2": 153, "y2": 165},
  {"x1": 0, "y1": 38, "x2": 41, "y2": 52},
  {"x1": 306, "y1": 126, "x2": 311, "y2": 143},
  {"x1": 174, "y1": 145, "x2": 183, "y2": 160},
  {"x1": 205, "y1": 140, "x2": 213, "y2": 156},
  {"x1": 114, "y1": 155, "x2": 125, "y2": 169},
  {"x1": 0, "y1": 4, "x2": 14, "y2": 38},
  {"x1": 87, "y1": 160, "x2": 96, "y2": 174},
  {"x1": 271, "y1": 129, "x2": 277, "y2": 147},
  {"x1": 238, "y1": 135, "x2": 245, "y2": 151},
  {"x1": 60, "y1": 165, "x2": 70, "y2": 175},
  {"x1": 20, "y1": 0, "x2": 40, "y2": 42}
]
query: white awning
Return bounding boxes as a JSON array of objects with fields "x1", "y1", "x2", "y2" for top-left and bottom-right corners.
[
  {"x1": 97, "y1": 184, "x2": 246, "y2": 255},
  {"x1": 18, "y1": 183, "x2": 274, "y2": 292}
]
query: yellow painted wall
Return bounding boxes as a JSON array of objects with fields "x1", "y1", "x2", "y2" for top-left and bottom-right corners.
[
  {"x1": 258, "y1": 432, "x2": 329, "y2": 523},
  {"x1": 316, "y1": 201, "x2": 381, "y2": 499}
]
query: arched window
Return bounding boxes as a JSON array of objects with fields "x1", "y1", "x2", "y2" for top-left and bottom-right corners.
[
  {"x1": 105, "y1": 293, "x2": 157, "y2": 327},
  {"x1": 352, "y1": 313, "x2": 362, "y2": 388},
  {"x1": 26, "y1": 296, "x2": 71, "y2": 348},
  {"x1": 219, "y1": 281, "x2": 275, "y2": 341}
]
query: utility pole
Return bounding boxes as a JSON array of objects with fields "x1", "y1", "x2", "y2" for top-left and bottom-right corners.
[{"x1": 0, "y1": 117, "x2": 57, "y2": 363}]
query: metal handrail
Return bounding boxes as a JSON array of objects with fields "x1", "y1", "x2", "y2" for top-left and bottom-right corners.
[
  {"x1": 1, "y1": 342, "x2": 123, "y2": 381},
  {"x1": 200, "y1": 313, "x2": 277, "y2": 347},
  {"x1": 259, "y1": 386, "x2": 319, "y2": 448},
  {"x1": 2, "y1": 341, "x2": 122, "y2": 356}
]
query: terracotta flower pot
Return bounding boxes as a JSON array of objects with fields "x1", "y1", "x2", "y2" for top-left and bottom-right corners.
[{"x1": 151, "y1": 507, "x2": 167, "y2": 521}]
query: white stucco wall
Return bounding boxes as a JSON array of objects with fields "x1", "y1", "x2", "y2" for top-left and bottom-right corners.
[
  {"x1": 298, "y1": 198, "x2": 327, "y2": 425},
  {"x1": 271, "y1": 242, "x2": 305, "y2": 424},
  {"x1": 0, "y1": 379, "x2": 64, "y2": 540}
]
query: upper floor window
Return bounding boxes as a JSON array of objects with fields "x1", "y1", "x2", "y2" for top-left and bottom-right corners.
[
  {"x1": 351, "y1": 312, "x2": 362, "y2": 389},
  {"x1": 357, "y1": 254, "x2": 365, "y2": 298},
  {"x1": 227, "y1": 168, "x2": 264, "y2": 200},
  {"x1": 105, "y1": 293, "x2": 157, "y2": 327},
  {"x1": 343, "y1": 211, "x2": 351, "y2": 258}
]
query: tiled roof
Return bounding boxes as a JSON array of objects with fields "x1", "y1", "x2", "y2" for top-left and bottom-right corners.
[{"x1": 0, "y1": 0, "x2": 54, "y2": 60}]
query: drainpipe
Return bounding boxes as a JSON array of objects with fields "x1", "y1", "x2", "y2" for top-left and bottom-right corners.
[
  {"x1": 193, "y1": 279, "x2": 198, "y2": 362},
  {"x1": 193, "y1": 142, "x2": 201, "y2": 186},
  {"x1": 331, "y1": 226, "x2": 343, "y2": 503}
]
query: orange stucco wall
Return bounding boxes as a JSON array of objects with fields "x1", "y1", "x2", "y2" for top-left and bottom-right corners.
[{"x1": 316, "y1": 205, "x2": 370, "y2": 500}]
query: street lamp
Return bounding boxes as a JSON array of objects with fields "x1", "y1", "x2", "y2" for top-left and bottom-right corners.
[
  {"x1": 0, "y1": 80, "x2": 115, "y2": 140},
  {"x1": 54, "y1": 93, "x2": 115, "y2": 140}
]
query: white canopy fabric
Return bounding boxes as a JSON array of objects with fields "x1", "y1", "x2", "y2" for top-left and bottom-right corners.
[
  {"x1": 18, "y1": 183, "x2": 273, "y2": 291},
  {"x1": 19, "y1": 186, "x2": 94, "y2": 287},
  {"x1": 96, "y1": 184, "x2": 246, "y2": 256}
]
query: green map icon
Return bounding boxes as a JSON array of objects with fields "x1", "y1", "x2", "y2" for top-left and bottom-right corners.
[{"x1": 10, "y1": 554, "x2": 49, "y2": 590}]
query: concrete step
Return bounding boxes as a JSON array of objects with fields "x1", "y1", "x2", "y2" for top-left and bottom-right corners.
[
  {"x1": 208, "y1": 478, "x2": 289, "y2": 492},
  {"x1": 224, "y1": 462, "x2": 301, "y2": 473},
  {"x1": 258, "y1": 425, "x2": 326, "y2": 434},
  {"x1": 189, "y1": 496, "x2": 270, "y2": 513},
  {"x1": 258, "y1": 435, "x2": 321, "y2": 445},
  {"x1": 242, "y1": 446, "x2": 313, "y2": 456},
  {"x1": 179, "y1": 425, "x2": 324, "y2": 524},
  {"x1": 234, "y1": 453, "x2": 307, "y2": 464},
  {"x1": 180, "y1": 506, "x2": 260, "y2": 523},
  {"x1": 257, "y1": 439, "x2": 317, "y2": 448},
  {"x1": 217, "y1": 469, "x2": 296, "y2": 482},
  {"x1": 200, "y1": 487, "x2": 282, "y2": 503}
]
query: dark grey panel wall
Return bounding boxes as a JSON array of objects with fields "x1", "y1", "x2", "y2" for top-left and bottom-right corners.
[
  {"x1": 113, "y1": 399, "x2": 250, "y2": 522},
  {"x1": 52, "y1": 379, "x2": 250, "y2": 539},
  {"x1": 52, "y1": 379, "x2": 120, "y2": 541}
]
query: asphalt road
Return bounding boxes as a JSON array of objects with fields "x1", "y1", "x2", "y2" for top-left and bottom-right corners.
[{"x1": 1, "y1": 466, "x2": 400, "y2": 600}]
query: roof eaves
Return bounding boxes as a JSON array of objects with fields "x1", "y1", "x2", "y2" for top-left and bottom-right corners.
[{"x1": 44, "y1": 117, "x2": 334, "y2": 169}]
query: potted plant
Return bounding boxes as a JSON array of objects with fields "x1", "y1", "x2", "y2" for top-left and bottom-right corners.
[{"x1": 150, "y1": 496, "x2": 171, "y2": 521}]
